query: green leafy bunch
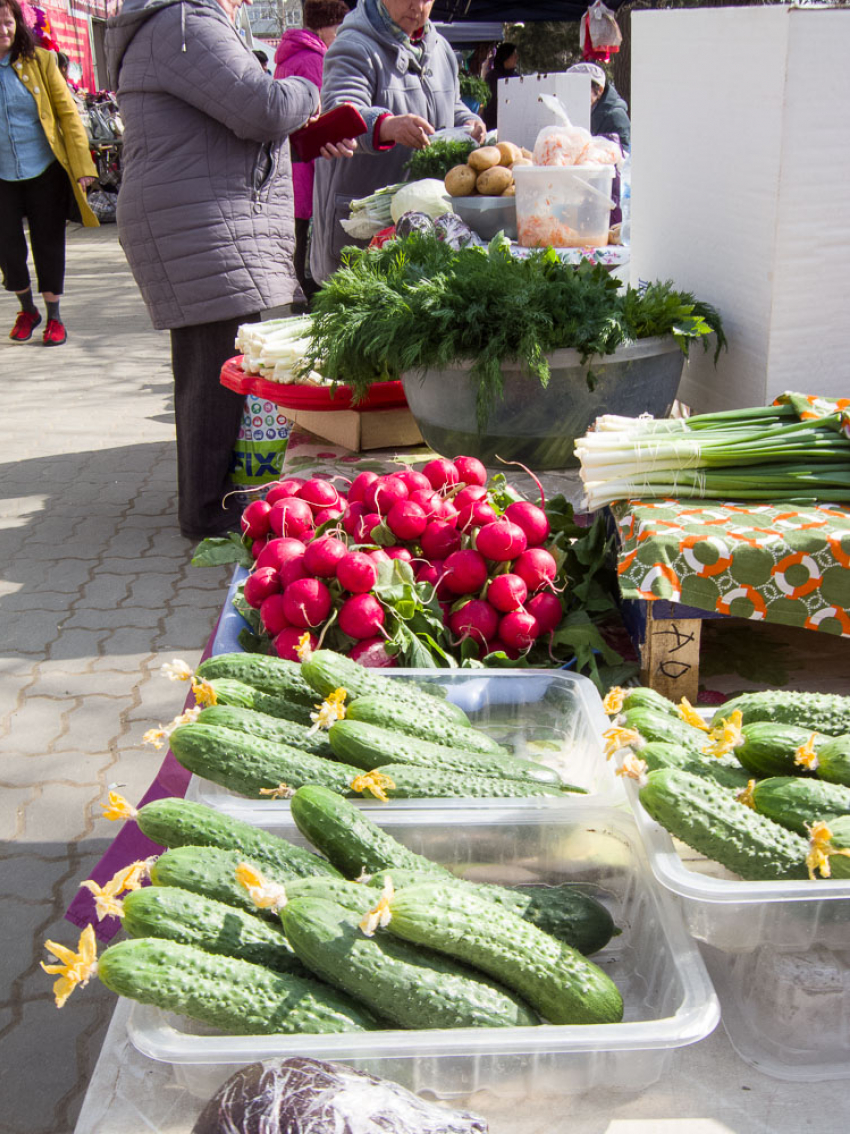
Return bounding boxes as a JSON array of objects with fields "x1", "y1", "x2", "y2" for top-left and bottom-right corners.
[
  {"x1": 459, "y1": 72, "x2": 491, "y2": 108},
  {"x1": 405, "y1": 136, "x2": 478, "y2": 180}
]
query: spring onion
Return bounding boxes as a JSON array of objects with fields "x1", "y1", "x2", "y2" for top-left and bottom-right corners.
[{"x1": 236, "y1": 316, "x2": 330, "y2": 385}]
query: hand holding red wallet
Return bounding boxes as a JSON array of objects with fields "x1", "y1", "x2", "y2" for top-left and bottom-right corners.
[{"x1": 290, "y1": 103, "x2": 367, "y2": 162}]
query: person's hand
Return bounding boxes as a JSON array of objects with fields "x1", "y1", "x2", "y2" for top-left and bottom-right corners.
[
  {"x1": 320, "y1": 138, "x2": 358, "y2": 159},
  {"x1": 465, "y1": 118, "x2": 487, "y2": 144},
  {"x1": 78, "y1": 176, "x2": 97, "y2": 189},
  {"x1": 306, "y1": 99, "x2": 322, "y2": 126},
  {"x1": 379, "y1": 114, "x2": 434, "y2": 149}
]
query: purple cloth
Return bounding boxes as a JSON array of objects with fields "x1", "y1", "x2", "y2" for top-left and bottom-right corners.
[{"x1": 275, "y1": 28, "x2": 327, "y2": 219}]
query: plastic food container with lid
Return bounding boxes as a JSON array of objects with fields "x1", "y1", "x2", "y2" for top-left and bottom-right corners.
[{"x1": 513, "y1": 165, "x2": 615, "y2": 248}]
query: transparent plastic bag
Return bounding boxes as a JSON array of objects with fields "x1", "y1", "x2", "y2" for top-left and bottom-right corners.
[
  {"x1": 532, "y1": 124, "x2": 594, "y2": 167},
  {"x1": 587, "y1": 0, "x2": 623, "y2": 50}
]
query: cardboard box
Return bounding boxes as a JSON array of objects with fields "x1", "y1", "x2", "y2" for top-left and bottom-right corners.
[
  {"x1": 630, "y1": 6, "x2": 850, "y2": 411},
  {"x1": 287, "y1": 406, "x2": 423, "y2": 451},
  {"x1": 497, "y1": 72, "x2": 591, "y2": 151}
]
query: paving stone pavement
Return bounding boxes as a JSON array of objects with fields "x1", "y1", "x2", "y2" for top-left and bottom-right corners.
[{"x1": 0, "y1": 225, "x2": 233, "y2": 1134}]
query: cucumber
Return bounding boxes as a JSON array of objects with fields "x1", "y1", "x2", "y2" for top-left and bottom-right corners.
[
  {"x1": 346, "y1": 694, "x2": 507, "y2": 755},
  {"x1": 711, "y1": 690, "x2": 850, "y2": 737},
  {"x1": 638, "y1": 741, "x2": 752, "y2": 792},
  {"x1": 196, "y1": 653, "x2": 316, "y2": 708},
  {"x1": 282, "y1": 897, "x2": 539, "y2": 1030},
  {"x1": 133, "y1": 797, "x2": 340, "y2": 878},
  {"x1": 639, "y1": 768, "x2": 809, "y2": 881},
  {"x1": 743, "y1": 776, "x2": 850, "y2": 836},
  {"x1": 367, "y1": 869, "x2": 618, "y2": 955},
  {"x1": 97, "y1": 937, "x2": 378, "y2": 1034},
  {"x1": 815, "y1": 736, "x2": 850, "y2": 788},
  {"x1": 732, "y1": 722, "x2": 823, "y2": 778},
  {"x1": 196, "y1": 704, "x2": 334, "y2": 760},
  {"x1": 821, "y1": 817, "x2": 850, "y2": 879},
  {"x1": 290, "y1": 786, "x2": 448, "y2": 879},
  {"x1": 329, "y1": 718, "x2": 563, "y2": 785},
  {"x1": 169, "y1": 722, "x2": 361, "y2": 798},
  {"x1": 283, "y1": 875, "x2": 379, "y2": 916},
  {"x1": 370, "y1": 764, "x2": 578, "y2": 800},
  {"x1": 202, "y1": 677, "x2": 311, "y2": 725},
  {"x1": 120, "y1": 885, "x2": 308, "y2": 975},
  {"x1": 619, "y1": 688, "x2": 679, "y2": 717},
  {"x1": 621, "y1": 706, "x2": 708, "y2": 755},
  {"x1": 381, "y1": 881, "x2": 624, "y2": 1025}
]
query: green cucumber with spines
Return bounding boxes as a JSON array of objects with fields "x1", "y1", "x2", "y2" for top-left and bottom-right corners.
[
  {"x1": 202, "y1": 677, "x2": 311, "y2": 725},
  {"x1": 283, "y1": 875, "x2": 378, "y2": 916},
  {"x1": 120, "y1": 885, "x2": 308, "y2": 975},
  {"x1": 370, "y1": 764, "x2": 579, "y2": 799},
  {"x1": 742, "y1": 776, "x2": 850, "y2": 836},
  {"x1": 283, "y1": 897, "x2": 539, "y2": 1030},
  {"x1": 290, "y1": 785, "x2": 448, "y2": 879},
  {"x1": 637, "y1": 741, "x2": 751, "y2": 792},
  {"x1": 345, "y1": 694, "x2": 507, "y2": 754},
  {"x1": 169, "y1": 722, "x2": 362, "y2": 798},
  {"x1": 732, "y1": 722, "x2": 823, "y2": 778},
  {"x1": 381, "y1": 881, "x2": 624, "y2": 1025},
  {"x1": 639, "y1": 767, "x2": 809, "y2": 881},
  {"x1": 96, "y1": 937, "x2": 378, "y2": 1034},
  {"x1": 711, "y1": 690, "x2": 850, "y2": 737},
  {"x1": 618, "y1": 688, "x2": 679, "y2": 716},
  {"x1": 814, "y1": 736, "x2": 850, "y2": 788},
  {"x1": 621, "y1": 706, "x2": 708, "y2": 754},
  {"x1": 133, "y1": 797, "x2": 340, "y2": 878},
  {"x1": 329, "y1": 717, "x2": 563, "y2": 784},
  {"x1": 367, "y1": 869, "x2": 617, "y2": 955},
  {"x1": 196, "y1": 704, "x2": 334, "y2": 760},
  {"x1": 196, "y1": 653, "x2": 316, "y2": 708}
]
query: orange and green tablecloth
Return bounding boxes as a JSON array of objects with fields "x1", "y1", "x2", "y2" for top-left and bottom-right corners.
[{"x1": 611, "y1": 499, "x2": 850, "y2": 636}]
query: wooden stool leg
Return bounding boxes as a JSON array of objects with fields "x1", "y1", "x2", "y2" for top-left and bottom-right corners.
[{"x1": 640, "y1": 608, "x2": 702, "y2": 702}]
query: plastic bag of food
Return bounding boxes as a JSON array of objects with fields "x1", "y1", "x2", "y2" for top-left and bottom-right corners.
[
  {"x1": 395, "y1": 211, "x2": 436, "y2": 240},
  {"x1": 340, "y1": 214, "x2": 388, "y2": 240},
  {"x1": 433, "y1": 212, "x2": 475, "y2": 249},
  {"x1": 583, "y1": 137, "x2": 624, "y2": 166},
  {"x1": 532, "y1": 124, "x2": 594, "y2": 167},
  {"x1": 192, "y1": 1056, "x2": 489, "y2": 1134}
]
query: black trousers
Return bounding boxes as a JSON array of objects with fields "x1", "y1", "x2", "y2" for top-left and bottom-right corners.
[
  {"x1": 0, "y1": 160, "x2": 70, "y2": 295},
  {"x1": 170, "y1": 312, "x2": 262, "y2": 540},
  {"x1": 293, "y1": 216, "x2": 319, "y2": 304}
]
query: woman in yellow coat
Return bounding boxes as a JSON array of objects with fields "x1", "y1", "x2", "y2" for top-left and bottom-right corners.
[{"x1": 0, "y1": 0, "x2": 98, "y2": 345}]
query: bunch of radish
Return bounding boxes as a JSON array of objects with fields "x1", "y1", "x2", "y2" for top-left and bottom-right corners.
[{"x1": 238, "y1": 455, "x2": 563, "y2": 666}]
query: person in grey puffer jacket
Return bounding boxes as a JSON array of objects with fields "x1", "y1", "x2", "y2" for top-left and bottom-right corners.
[
  {"x1": 105, "y1": 0, "x2": 355, "y2": 540},
  {"x1": 311, "y1": 0, "x2": 485, "y2": 283}
]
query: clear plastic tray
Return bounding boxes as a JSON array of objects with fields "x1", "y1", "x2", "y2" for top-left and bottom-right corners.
[
  {"x1": 623, "y1": 778, "x2": 850, "y2": 1081},
  {"x1": 186, "y1": 667, "x2": 625, "y2": 819},
  {"x1": 126, "y1": 806, "x2": 719, "y2": 1099}
]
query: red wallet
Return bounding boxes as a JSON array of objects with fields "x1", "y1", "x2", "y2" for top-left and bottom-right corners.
[{"x1": 290, "y1": 104, "x2": 368, "y2": 162}]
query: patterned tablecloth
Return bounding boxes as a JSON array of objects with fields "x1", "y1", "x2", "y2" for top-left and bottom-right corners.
[{"x1": 611, "y1": 499, "x2": 850, "y2": 637}]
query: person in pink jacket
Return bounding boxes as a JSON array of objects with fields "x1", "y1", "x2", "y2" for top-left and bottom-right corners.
[{"x1": 275, "y1": 0, "x2": 349, "y2": 306}]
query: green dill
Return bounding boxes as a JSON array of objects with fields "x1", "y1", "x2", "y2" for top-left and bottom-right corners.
[{"x1": 405, "y1": 136, "x2": 478, "y2": 180}]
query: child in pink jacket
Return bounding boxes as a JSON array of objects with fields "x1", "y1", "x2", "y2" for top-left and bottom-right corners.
[{"x1": 275, "y1": 0, "x2": 349, "y2": 305}]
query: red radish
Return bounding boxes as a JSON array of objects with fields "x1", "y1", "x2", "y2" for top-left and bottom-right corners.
[
  {"x1": 303, "y1": 536, "x2": 347, "y2": 578},
  {"x1": 430, "y1": 496, "x2": 459, "y2": 526},
  {"x1": 504, "y1": 501, "x2": 550, "y2": 547},
  {"x1": 526, "y1": 592, "x2": 562, "y2": 633},
  {"x1": 314, "y1": 505, "x2": 345, "y2": 527},
  {"x1": 415, "y1": 560, "x2": 442, "y2": 586},
  {"x1": 499, "y1": 610, "x2": 540, "y2": 650},
  {"x1": 365, "y1": 475, "x2": 409, "y2": 515},
  {"x1": 348, "y1": 470, "x2": 379, "y2": 504},
  {"x1": 453, "y1": 455, "x2": 487, "y2": 487},
  {"x1": 457, "y1": 500, "x2": 498, "y2": 532},
  {"x1": 487, "y1": 573, "x2": 528, "y2": 613},
  {"x1": 453, "y1": 484, "x2": 488, "y2": 511},
  {"x1": 259, "y1": 593, "x2": 290, "y2": 637},
  {"x1": 273, "y1": 626, "x2": 317, "y2": 661},
  {"x1": 243, "y1": 566, "x2": 280, "y2": 609},
  {"x1": 250, "y1": 535, "x2": 268, "y2": 560},
  {"x1": 349, "y1": 638, "x2": 396, "y2": 667},
  {"x1": 265, "y1": 478, "x2": 306, "y2": 505},
  {"x1": 342, "y1": 501, "x2": 366, "y2": 536},
  {"x1": 395, "y1": 468, "x2": 432, "y2": 494},
  {"x1": 387, "y1": 500, "x2": 427, "y2": 541},
  {"x1": 482, "y1": 638, "x2": 520, "y2": 661},
  {"x1": 241, "y1": 498, "x2": 272, "y2": 540},
  {"x1": 337, "y1": 552, "x2": 378, "y2": 594},
  {"x1": 421, "y1": 520, "x2": 462, "y2": 560},
  {"x1": 255, "y1": 537, "x2": 306, "y2": 572},
  {"x1": 282, "y1": 577, "x2": 332, "y2": 628},
  {"x1": 268, "y1": 496, "x2": 313, "y2": 538},
  {"x1": 422, "y1": 458, "x2": 459, "y2": 491},
  {"x1": 513, "y1": 548, "x2": 557, "y2": 593},
  {"x1": 353, "y1": 511, "x2": 382, "y2": 543},
  {"x1": 369, "y1": 549, "x2": 392, "y2": 568},
  {"x1": 279, "y1": 555, "x2": 307, "y2": 589},
  {"x1": 297, "y1": 478, "x2": 342, "y2": 511},
  {"x1": 449, "y1": 599, "x2": 499, "y2": 646},
  {"x1": 408, "y1": 488, "x2": 439, "y2": 514},
  {"x1": 442, "y1": 549, "x2": 488, "y2": 595},
  {"x1": 385, "y1": 547, "x2": 413, "y2": 562},
  {"x1": 339, "y1": 593, "x2": 385, "y2": 640},
  {"x1": 475, "y1": 520, "x2": 528, "y2": 562}
]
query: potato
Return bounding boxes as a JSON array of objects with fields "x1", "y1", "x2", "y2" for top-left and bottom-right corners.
[
  {"x1": 496, "y1": 141, "x2": 523, "y2": 166},
  {"x1": 521, "y1": 147, "x2": 533, "y2": 160},
  {"x1": 467, "y1": 146, "x2": 502, "y2": 172},
  {"x1": 476, "y1": 166, "x2": 513, "y2": 195},
  {"x1": 510, "y1": 157, "x2": 533, "y2": 169},
  {"x1": 444, "y1": 164, "x2": 478, "y2": 197},
  {"x1": 501, "y1": 185, "x2": 516, "y2": 197}
]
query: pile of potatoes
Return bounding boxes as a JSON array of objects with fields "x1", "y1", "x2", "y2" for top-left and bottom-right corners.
[{"x1": 444, "y1": 141, "x2": 533, "y2": 198}]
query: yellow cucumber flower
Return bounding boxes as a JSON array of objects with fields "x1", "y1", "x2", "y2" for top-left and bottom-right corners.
[
  {"x1": 142, "y1": 726, "x2": 169, "y2": 749},
  {"x1": 143, "y1": 706, "x2": 200, "y2": 749},
  {"x1": 100, "y1": 792, "x2": 137, "y2": 822},
  {"x1": 359, "y1": 877, "x2": 395, "y2": 937},
  {"x1": 350, "y1": 771, "x2": 396, "y2": 803},
  {"x1": 79, "y1": 876, "x2": 126, "y2": 922},
  {"x1": 677, "y1": 698, "x2": 710, "y2": 731},
  {"x1": 736, "y1": 780, "x2": 757, "y2": 809},
  {"x1": 701, "y1": 710, "x2": 743, "y2": 759},
  {"x1": 308, "y1": 687, "x2": 347, "y2": 734},
  {"x1": 191, "y1": 678, "x2": 218, "y2": 707},
  {"x1": 295, "y1": 632, "x2": 314, "y2": 662},
  {"x1": 805, "y1": 821, "x2": 850, "y2": 880},
  {"x1": 602, "y1": 687, "x2": 626, "y2": 715},
  {"x1": 160, "y1": 659, "x2": 194, "y2": 682},
  {"x1": 235, "y1": 862, "x2": 288, "y2": 912},
  {"x1": 615, "y1": 752, "x2": 649, "y2": 788},
  {"x1": 794, "y1": 733, "x2": 821, "y2": 772},
  {"x1": 258, "y1": 783, "x2": 295, "y2": 799},
  {"x1": 603, "y1": 725, "x2": 642, "y2": 760},
  {"x1": 41, "y1": 925, "x2": 98, "y2": 1008}
]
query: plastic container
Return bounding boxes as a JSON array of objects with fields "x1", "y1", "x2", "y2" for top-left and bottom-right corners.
[
  {"x1": 452, "y1": 195, "x2": 518, "y2": 241},
  {"x1": 623, "y1": 779, "x2": 850, "y2": 1081},
  {"x1": 513, "y1": 165, "x2": 615, "y2": 248},
  {"x1": 126, "y1": 806, "x2": 719, "y2": 1099},
  {"x1": 400, "y1": 336, "x2": 685, "y2": 469},
  {"x1": 186, "y1": 663, "x2": 626, "y2": 819}
]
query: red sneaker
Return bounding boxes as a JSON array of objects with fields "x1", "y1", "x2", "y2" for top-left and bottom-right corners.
[
  {"x1": 43, "y1": 318, "x2": 67, "y2": 346},
  {"x1": 9, "y1": 310, "x2": 42, "y2": 341}
]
